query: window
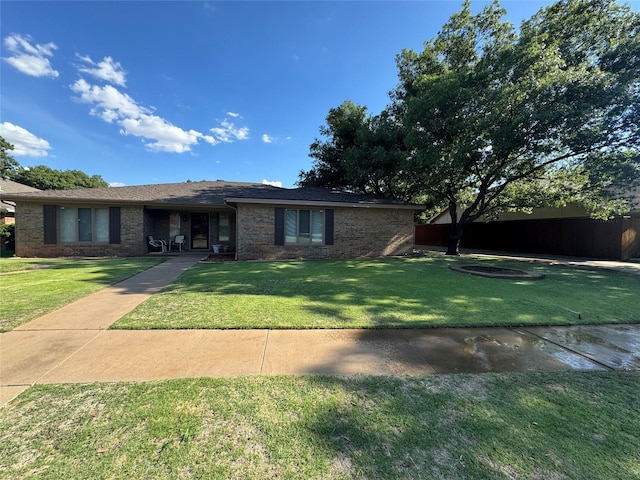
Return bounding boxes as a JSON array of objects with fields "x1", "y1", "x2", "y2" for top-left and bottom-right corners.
[
  {"x1": 285, "y1": 209, "x2": 324, "y2": 244},
  {"x1": 59, "y1": 207, "x2": 110, "y2": 243},
  {"x1": 219, "y1": 212, "x2": 230, "y2": 242}
]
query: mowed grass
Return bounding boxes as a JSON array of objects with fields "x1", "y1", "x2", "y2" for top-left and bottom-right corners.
[
  {"x1": 0, "y1": 257, "x2": 164, "y2": 332},
  {"x1": 1, "y1": 372, "x2": 638, "y2": 479},
  {"x1": 113, "y1": 256, "x2": 640, "y2": 330}
]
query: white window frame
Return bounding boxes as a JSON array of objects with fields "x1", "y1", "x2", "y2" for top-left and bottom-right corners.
[{"x1": 285, "y1": 208, "x2": 324, "y2": 245}]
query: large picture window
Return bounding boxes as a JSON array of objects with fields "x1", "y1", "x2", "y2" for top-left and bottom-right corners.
[
  {"x1": 59, "y1": 207, "x2": 110, "y2": 243},
  {"x1": 285, "y1": 209, "x2": 324, "y2": 244}
]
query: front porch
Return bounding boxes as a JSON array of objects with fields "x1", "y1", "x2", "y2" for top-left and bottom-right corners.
[{"x1": 144, "y1": 207, "x2": 236, "y2": 255}]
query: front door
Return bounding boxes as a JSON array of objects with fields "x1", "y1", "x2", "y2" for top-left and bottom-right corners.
[{"x1": 191, "y1": 213, "x2": 209, "y2": 249}]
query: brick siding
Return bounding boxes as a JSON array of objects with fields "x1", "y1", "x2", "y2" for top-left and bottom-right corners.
[
  {"x1": 15, "y1": 202, "x2": 146, "y2": 257},
  {"x1": 236, "y1": 204, "x2": 415, "y2": 260},
  {"x1": 14, "y1": 201, "x2": 415, "y2": 259}
]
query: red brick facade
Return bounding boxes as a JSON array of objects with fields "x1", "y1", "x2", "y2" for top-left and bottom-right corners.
[
  {"x1": 15, "y1": 201, "x2": 416, "y2": 259},
  {"x1": 15, "y1": 202, "x2": 147, "y2": 257},
  {"x1": 236, "y1": 204, "x2": 415, "y2": 260}
]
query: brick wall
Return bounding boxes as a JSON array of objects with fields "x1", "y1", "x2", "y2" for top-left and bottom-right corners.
[
  {"x1": 236, "y1": 204, "x2": 415, "y2": 260},
  {"x1": 14, "y1": 201, "x2": 415, "y2": 259},
  {"x1": 15, "y1": 202, "x2": 146, "y2": 257}
]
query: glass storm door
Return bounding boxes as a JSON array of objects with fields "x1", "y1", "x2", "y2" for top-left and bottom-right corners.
[{"x1": 190, "y1": 213, "x2": 209, "y2": 249}]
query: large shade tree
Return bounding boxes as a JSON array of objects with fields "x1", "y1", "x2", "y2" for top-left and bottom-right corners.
[
  {"x1": 1, "y1": 135, "x2": 109, "y2": 190},
  {"x1": 9, "y1": 164, "x2": 108, "y2": 190},
  {"x1": 299, "y1": 100, "x2": 419, "y2": 202},
  {"x1": 0, "y1": 136, "x2": 19, "y2": 179},
  {"x1": 300, "y1": 0, "x2": 640, "y2": 254}
]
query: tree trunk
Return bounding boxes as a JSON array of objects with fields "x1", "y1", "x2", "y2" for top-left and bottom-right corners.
[
  {"x1": 446, "y1": 222, "x2": 464, "y2": 255},
  {"x1": 445, "y1": 200, "x2": 463, "y2": 255}
]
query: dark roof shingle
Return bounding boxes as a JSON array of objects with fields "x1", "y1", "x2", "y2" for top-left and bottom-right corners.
[{"x1": 1, "y1": 180, "x2": 423, "y2": 209}]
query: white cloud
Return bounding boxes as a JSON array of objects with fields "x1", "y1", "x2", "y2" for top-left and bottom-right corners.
[
  {"x1": 262, "y1": 134, "x2": 273, "y2": 144},
  {"x1": 120, "y1": 114, "x2": 214, "y2": 153},
  {"x1": 210, "y1": 119, "x2": 249, "y2": 143},
  {"x1": 262, "y1": 179, "x2": 282, "y2": 188},
  {"x1": 71, "y1": 79, "x2": 218, "y2": 153},
  {"x1": 2, "y1": 34, "x2": 58, "y2": 78},
  {"x1": 71, "y1": 58, "x2": 250, "y2": 153},
  {"x1": 71, "y1": 79, "x2": 146, "y2": 122},
  {"x1": 108, "y1": 182, "x2": 126, "y2": 187},
  {"x1": 0, "y1": 122, "x2": 51, "y2": 157},
  {"x1": 76, "y1": 54, "x2": 127, "y2": 86}
]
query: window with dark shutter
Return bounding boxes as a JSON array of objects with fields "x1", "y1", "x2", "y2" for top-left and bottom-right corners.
[
  {"x1": 43, "y1": 205, "x2": 57, "y2": 244},
  {"x1": 325, "y1": 209, "x2": 334, "y2": 245},
  {"x1": 274, "y1": 207, "x2": 285, "y2": 246},
  {"x1": 109, "y1": 207, "x2": 121, "y2": 244}
]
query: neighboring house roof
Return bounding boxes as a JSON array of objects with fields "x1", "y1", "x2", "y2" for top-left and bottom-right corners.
[
  {"x1": 0, "y1": 179, "x2": 41, "y2": 214},
  {"x1": 2, "y1": 180, "x2": 423, "y2": 210},
  {"x1": 428, "y1": 185, "x2": 640, "y2": 224}
]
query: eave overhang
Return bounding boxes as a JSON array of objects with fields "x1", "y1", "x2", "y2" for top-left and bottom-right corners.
[{"x1": 225, "y1": 197, "x2": 425, "y2": 211}]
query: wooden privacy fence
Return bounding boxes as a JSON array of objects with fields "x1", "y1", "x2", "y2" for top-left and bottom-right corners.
[{"x1": 415, "y1": 216, "x2": 640, "y2": 260}]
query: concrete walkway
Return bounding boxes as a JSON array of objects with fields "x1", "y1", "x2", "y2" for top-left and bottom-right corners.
[
  {"x1": 2, "y1": 253, "x2": 640, "y2": 407},
  {"x1": 1, "y1": 255, "x2": 202, "y2": 406}
]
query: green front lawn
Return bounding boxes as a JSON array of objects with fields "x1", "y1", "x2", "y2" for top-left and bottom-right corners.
[
  {"x1": 113, "y1": 256, "x2": 640, "y2": 330},
  {"x1": 1, "y1": 372, "x2": 638, "y2": 479},
  {"x1": 0, "y1": 257, "x2": 165, "y2": 332}
]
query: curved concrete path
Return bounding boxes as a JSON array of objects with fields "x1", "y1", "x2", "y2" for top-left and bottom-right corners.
[{"x1": 2, "y1": 253, "x2": 640, "y2": 407}]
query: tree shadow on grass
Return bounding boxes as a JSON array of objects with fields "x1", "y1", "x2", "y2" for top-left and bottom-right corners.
[
  {"x1": 160, "y1": 257, "x2": 640, "y2": 329},
  {"x1": 0, "y1": 257, "x2": 165, "y2": 331},
  {"x1": 261, "y1": 373, "x2": 640, "y2": 479}
]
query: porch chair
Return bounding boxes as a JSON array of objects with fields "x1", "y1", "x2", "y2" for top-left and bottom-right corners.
[
  {"x1": 147, "y1": 235, "x2": 167, "y2": 253},
  {"x1": 171, "y1": 234, "x2": 185, "y2": 252}
]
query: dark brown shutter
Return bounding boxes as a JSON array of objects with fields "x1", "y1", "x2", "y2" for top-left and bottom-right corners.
[
  {"x1": 43, "y1": 205, "x2": 57, "y2": 244},
  {"x1": 109, "y1": 207, "x2": 121, "y2": 244},
  {"x1": 274, "y1": 207, "x2": 285, "y2": 245},
  {"x1": 325, "y1": 209, "x2": 334, "y2": 245}
]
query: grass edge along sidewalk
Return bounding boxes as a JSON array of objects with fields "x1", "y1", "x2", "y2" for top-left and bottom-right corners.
[
  {"x1": 113, "y1": 255, "x2": 640, "y2": 330},
  {"x1": 0, "y1": 257, "x2": 165, "y2": 332}
]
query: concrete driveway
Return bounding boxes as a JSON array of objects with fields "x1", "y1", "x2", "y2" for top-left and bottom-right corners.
[{"x1": 2, "y1": 254, "x2": 639, "y2": 407}]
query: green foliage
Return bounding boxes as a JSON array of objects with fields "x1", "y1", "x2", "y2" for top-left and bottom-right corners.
[
  {"x1": 0, "y1": 223, "x2": 15, "y2": 251},
  {"x1": 9, "y1": 164, "x2": 109, "y2": 190},
  {"x1": 0, "y1": 136, "x2": 19, "y2": 179},
  {"x1": 1, "y1": 134, "x2": 108, "y2": 189},
  {"x1": 399, "y1": 0, "x2": 640, "y2": 233},
  {"x1": 299, "y1": 101, "x2": 419, "y2": 202},
  {"x1": 300, "y1": 0, "x2": 640, "y2": 253},
  {"x1": 0, "y1": 223, "x2": 13, "y2": 238}
]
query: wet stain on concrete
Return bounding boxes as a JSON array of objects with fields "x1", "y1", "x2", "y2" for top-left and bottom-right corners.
[
  {"x1": 400, "y1": 328, "x2": 605, "y2": 374},
  {"x1": 522, "y1": 325, "x2": 640, "y2": 371}
]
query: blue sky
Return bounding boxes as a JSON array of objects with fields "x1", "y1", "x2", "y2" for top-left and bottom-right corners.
[{"x1": 3, "y1": 0, "x2": 634, "y2": 189}]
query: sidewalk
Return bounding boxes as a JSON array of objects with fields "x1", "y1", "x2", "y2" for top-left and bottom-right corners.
[
  {"x1": 1, "y1": 255, "x2": 203, "y2": 406},
  {"x1": 2, "y1": 253, "x2": 639, "y2": 407}
]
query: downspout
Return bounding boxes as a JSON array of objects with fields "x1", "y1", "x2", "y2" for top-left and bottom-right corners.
[{"x1": 224, "y1": 201, "x2": 239, "y2": 261}]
